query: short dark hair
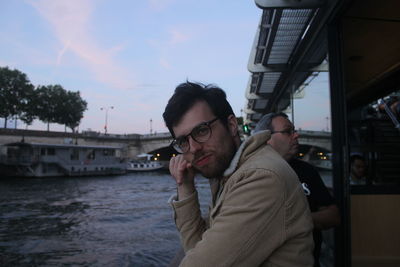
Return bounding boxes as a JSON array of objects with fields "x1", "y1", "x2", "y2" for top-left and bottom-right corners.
[
  {"x1": 253, "y1": 112, "x2": 288, "y2": 133},
  {"x1": 163, "y1": 81, "x2": 235, "y2": 138},
  {"x1": 350, "y1": 154, "x2": 365, "y2": 165}
]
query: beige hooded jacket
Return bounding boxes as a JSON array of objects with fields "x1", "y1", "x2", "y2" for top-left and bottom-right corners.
[{"x1": 170, "y1": 131, "x2": 314, "y2": 267}]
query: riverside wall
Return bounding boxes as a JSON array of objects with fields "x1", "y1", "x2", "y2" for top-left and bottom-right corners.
[{"x1": 0, "y1": 128, "x2": 144, "y2": 159}]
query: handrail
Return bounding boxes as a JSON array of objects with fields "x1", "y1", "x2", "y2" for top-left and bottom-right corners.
[{"x1": 380, "y1": 98, "x2": 400, "y2": 131}]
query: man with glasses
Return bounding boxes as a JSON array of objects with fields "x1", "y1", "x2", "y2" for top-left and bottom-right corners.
[
  {"x1": 163, "y1": 82, "x2": 313, "y2": 267},
  {"x1": 254, "y1": 113, "x2": 340, "y2": 267}
]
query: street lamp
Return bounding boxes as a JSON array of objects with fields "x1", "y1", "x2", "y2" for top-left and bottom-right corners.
[
  {"x1": 150, "y1": 118, "x2": 153, "y2": 134},
  {"x1": 100, "y1": 106, "x2": 114, "y2": 134}
]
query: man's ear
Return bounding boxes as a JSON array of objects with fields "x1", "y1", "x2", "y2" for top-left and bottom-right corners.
[{"x1": 227, "y1": 114, "x2": 238, "y2": 137}]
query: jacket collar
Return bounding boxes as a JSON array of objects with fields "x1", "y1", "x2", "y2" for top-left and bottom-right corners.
[{"x1": 223, "y1": 130, "x2": 271, "y2": 178}]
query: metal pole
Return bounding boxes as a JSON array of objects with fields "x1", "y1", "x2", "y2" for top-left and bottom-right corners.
[
  {"x1": 150, "y1": 119, "x2": 153, "y2": 134},
  {"x1": 105, "y1": 109, "x2": 108, "y2": 134},
  {"x1": 291, "y1": 85, "x2": 295, "y2": 124},
  {"x1": 101, "y1": 106, "x2": 114, "y2": 134}
]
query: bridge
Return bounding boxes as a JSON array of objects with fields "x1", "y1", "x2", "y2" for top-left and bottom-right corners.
[
  {"x1": 296, "y1": 130, "x2": 331, "y2": 151},
  {"x1": 0, "y1": 128, "x2": 331, "y2": 161}
]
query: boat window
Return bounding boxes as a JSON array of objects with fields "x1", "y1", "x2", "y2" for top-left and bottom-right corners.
[
  {"x1": 6, "y1": 146, "x2": 18, "y2": 159},
  {"x1": 348, "y1": 91, "x2": 400, "y2": 186},
  {"x1": 47, "y1": 148, "x2": 55, "y2": 155},
  {"x1": 102, "y1": 149, "x2": 115, "y2": 156},
  {"x1": 0, "y1": 146, "x2": 5, "y2": 155},
  {"x1": 70, "y1": 149, "x2": 79, "y2": 160},
  {"x1": 87, "y1": 149, "x2": 95, "y2": 160},
  {"x1": 41, "y1": 148, "x2": 46, "y2": 155},
  {"x1": 287, "y1": 72, "x2": 333, "y2": 188}
]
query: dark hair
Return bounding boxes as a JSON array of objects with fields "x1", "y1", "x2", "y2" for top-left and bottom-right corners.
[
  {"x1": 350, "y1": 154, "x2": 365, "y2": 165},
  {"x1": 253, "y1": 112, "x2": 288, "y2": 133},
  {"x1": 163, "y1": 81, "x2": 235, "y2": 138}
]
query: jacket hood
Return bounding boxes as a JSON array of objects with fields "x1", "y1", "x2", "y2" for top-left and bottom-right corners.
[{"x1": 223, "y1": 130, "x2": 271, "y2": 177}]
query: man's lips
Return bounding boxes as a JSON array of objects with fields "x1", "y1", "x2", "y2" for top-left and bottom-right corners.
[
  {"x1": 291, "y1": 143, "x2": 299, "y2": 151},
  {"x1": 195, "y1": 155, "x2": 212, "y2": 167}
]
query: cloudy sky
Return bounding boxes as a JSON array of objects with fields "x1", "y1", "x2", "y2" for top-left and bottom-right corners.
[{"x1": 0, "y1": 0, "x2": 330, "y2": 134}]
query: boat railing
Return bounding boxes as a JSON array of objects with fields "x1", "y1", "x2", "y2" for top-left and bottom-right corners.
[
  {"x1": 0, "y1": 154, "x2": 7, "y2": 163},
  {"x1": 0, "y1": 154, "x2": 32, "y2": 165},
  {"x1": 44, "y1": 154, "x2": 125, "y2": 175},
  {"x1": 380, "y1": 98, "x2": 400, "y2": 131},
  {"x1": 40, "y1": 155, "x2": 60, "y2": 163}
]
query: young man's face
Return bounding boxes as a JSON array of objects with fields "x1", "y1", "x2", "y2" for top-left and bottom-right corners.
[
  {"x1": 172, "y1": 100, "x2": 239, "y2": 178},
  {"x1": 351, "y1": 159, "x2": 366, "y2": 179},
  {"x1": 268, "y1": 116, "x2": 299, "y2": 160}
]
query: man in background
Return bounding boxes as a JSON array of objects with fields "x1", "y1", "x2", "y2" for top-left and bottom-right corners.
[
  {"x1": 163, "y1": 82, "x2": 313, "y2": 267},
  {"x1": 254, "y1": 112, "x2": 340, "y2": 267},
  {"x1": 349, "y1": 154, "x2": 367, "y2": 185}
]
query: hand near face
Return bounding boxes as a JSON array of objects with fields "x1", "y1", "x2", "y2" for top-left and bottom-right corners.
[{"x1": 169, "y1": 154, "x2": 195, "y2": 186}]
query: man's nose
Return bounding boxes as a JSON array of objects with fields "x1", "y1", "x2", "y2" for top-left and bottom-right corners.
[
  {"x1": 293, "y1": 131, "x2": 299, "y2": 139},
  {"x1": 188, "y1": 136, "x2": 202, "y2": 153}
]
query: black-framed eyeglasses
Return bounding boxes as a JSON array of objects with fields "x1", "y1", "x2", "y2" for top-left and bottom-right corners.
[
  {"x1": 171, "y1": 118, "x2": 218, "y2": 153},
  {"x1": 271, "y1": 128, "x2": 297, "y2": 136}
]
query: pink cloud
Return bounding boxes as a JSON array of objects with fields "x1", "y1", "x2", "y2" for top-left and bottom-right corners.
[
  {"x1": 168, "y1": 29, "x2": 189, "y2": 45},
  {"x1": 147, "y1": 0, "x2": 175, "y2": 12},
  {"x1": 30, "y1": 0, "x2": 137, "y2": 90}
]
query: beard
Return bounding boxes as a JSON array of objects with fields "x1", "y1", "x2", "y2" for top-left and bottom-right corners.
[{"x1": 192, "y1": 137, "x2": 237, "y2": 179}]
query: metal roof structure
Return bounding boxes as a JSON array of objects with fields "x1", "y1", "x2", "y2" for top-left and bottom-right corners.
[
  {"x1": 244, "y1": 2, "x2": 400, "y2": 266},
  {"x1": 244, "y1": 0, "x2": 338, "y2": 126}
]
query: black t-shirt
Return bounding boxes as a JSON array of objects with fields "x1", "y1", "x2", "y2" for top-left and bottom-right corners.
[{"x1": 288, "y1": 158, "x2": 335, "y2": 267}]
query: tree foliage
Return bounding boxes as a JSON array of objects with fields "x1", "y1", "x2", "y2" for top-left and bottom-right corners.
[
  {"x1": 0, "y1": 66, "x2": 88, "y2": 131},
  {"x1": 34, "y1": 85, "x2": 60, "y2": 131},
  {"x1": 34, "y1": 85, "x2": 87, "y2": 132},
  {"x1": 0, "y1": 66, "x2": 34, "y2": 128},
  {"x1": 62, "y1": 91, "x2": 87, "y2": 132}
]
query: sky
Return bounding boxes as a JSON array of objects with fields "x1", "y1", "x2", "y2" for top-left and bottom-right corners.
[{"x1": 0, "y1": 0, "x2": 330, "y2": 134}]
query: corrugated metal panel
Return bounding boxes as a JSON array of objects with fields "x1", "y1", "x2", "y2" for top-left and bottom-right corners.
[
  {"x1": 250, "y1": 73, "x2": 263, "y2": 94},
  {"x1": 254, "y1": 99, "x2": 269, "y2": 109},
  {"x1": 255, "y1": 10, "x2": 274, "y2": 64},
  {"x1": 267, "y1": 9, "x2": 313, "y2": 65},
  {"x1": 245, "y1": 0, "x2": 337, "y2": 124},
  {"x1": 259, "y1": 72, "x2": 281, "y2": 94}
]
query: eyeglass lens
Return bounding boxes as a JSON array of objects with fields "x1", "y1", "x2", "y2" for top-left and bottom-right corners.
[{"x1": 173, "y1": 121, "x2": 214, "y2": 153}]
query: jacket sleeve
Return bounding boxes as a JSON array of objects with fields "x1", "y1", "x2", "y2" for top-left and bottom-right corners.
[
  {"x1": 170, "y1": 190, "x2": 207, "y2": 252},
  {"x1": 179, "y1": 168, "x2": 290, "y2": 267}
]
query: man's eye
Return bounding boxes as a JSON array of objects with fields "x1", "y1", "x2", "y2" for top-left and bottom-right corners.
[
  {"x1": 194, "y1": 126, "x2": 209, "y2": 136},
  {"x1": 177, "y1": 138, "x2": 187, "y2": 145}
]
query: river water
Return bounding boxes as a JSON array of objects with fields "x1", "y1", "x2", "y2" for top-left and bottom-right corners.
[
  {"x1": 0, "y1": 170, "x2": 333, "y2": 267},
  {"x1": 0, "y1": 172, "x2": 211, "y2": 267}
]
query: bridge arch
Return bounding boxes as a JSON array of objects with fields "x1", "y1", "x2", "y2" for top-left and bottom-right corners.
[
  {"x1": 297, "y1": 144, "x2": 331, "y2": 161},
  {"x1": 147, "y1": 146, "x2": 178, "y2": 161}
]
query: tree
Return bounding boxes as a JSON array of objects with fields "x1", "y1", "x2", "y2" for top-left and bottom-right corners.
[
  {"x1": 19, "y1": 86, "x2": 38, "y2": 128},
  {"x1": 0, "y1": 66, "x2": 34, "y2": 128},
  {"x1": 34, "y1": 85, "x2": 57, "y2": 131},
  {"x1": 34, "y1": 85, "x2": 87, "y2": 132},
  {"x1": 56, "y1": 90, "x2": 87, "y2": 132}
]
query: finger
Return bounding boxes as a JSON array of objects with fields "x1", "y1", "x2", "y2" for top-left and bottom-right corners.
[{"x1": 169, "y1": 155, "x2": 187, "y2": 184}]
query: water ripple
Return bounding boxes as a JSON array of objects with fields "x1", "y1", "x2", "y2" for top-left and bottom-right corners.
[{"x1": 0, "y1": 173, "x2": 211, "y2": 266}]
